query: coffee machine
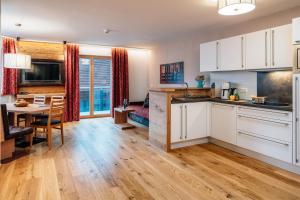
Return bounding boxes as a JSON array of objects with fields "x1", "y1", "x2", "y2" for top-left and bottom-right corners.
[{"x1": 221, "y1": 82, "x2": 231, "y2": 100}]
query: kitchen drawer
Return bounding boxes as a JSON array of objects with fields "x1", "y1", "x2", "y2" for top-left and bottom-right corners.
[
  {"x1": 237, "y1": 114, "x2": 292, "y2": 142},
  {"x1": 237, "y1": 106, "x2": 292, "y2": 122},
  {"x1": 237, "y1": 130, "x2": 292, "y2": 163}
]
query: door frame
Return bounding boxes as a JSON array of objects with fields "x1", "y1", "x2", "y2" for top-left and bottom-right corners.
[{"x1": 79, "y1": 55, "x2": 112, "y2": 119}]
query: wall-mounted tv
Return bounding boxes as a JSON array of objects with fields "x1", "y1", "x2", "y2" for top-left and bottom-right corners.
[{"x1": 19, "y1": 59, "x2": 65, "y2": 86}]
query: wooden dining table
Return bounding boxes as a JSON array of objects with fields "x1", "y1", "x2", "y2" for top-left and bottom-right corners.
[{"x1": 6, "y1": 103, "x2": 50, "y2": 126}]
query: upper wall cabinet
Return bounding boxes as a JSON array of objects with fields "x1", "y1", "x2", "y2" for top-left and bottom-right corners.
[
  {"x1": 293, "y1": 17, "x2": 300, "y2": 44},
  {"x1": 271, "y1": 24, "x2": 293, "y2": 68},
  {"x1": 200, "y1": 24, "x2": 292, "y2": 72},
  {"x1": 219, "y1": 35, "x2": 244, "y2": 71},
  {"x1": 245, "y1": 29, "x2": 270, "y2": 70},
  {"x1": 200, "y1": 41, "x2": 219, "y2": 72}
]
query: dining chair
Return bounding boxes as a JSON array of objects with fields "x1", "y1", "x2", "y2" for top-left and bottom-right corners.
[
  {"x1": 1, "y1": 104, "x2": 33, "y2": 159},
  {"x1": 17, "y1": 95, "x2": 46, "y2": 126},
  {"x1": 34, "y1": 96, "x2": 64, "y2": 120},
  {"x1": 31, "y1": 99, "x2": 65, "y2": 149}
]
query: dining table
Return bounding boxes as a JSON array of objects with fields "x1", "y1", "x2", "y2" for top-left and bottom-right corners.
[{"x1": 6, "y1": 103, "x2": 50, "y2": 127}]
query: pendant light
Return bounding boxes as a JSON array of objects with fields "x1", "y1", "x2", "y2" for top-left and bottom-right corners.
[
  {"x1": 218, "y1": 0, "x2": 256, "y2": 16},
  {"x1": 4, "y1": 53, "x2": 32, "y2": 69}
]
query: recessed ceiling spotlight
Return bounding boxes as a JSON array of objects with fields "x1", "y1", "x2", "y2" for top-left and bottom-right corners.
[
  {"x1": 15, "y1": 23, "x2": 22, "y2": 27},
  {"x1": 218, "y1": 0, "x2": 256, "y2": 16},
  {"x1": 104, "y1": 29, "x2": 111, "y2": 34}
]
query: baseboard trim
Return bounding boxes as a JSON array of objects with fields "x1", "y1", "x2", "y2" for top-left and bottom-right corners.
[
  {"x1": 171, "y1": 138, "x2": 209, "y2": 150},
  {"x1": 209, "y1": 137, "x2": 300, "y2": 175}
]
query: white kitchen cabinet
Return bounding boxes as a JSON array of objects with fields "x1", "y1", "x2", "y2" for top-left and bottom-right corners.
[
  {"x1": 200, "y1": 41, "x2": 219, "y2": 72},
  {"x1": 293, "y1": 75, "x2": 300, "y2": 166},
  {"x1": 186, "y1": 102, "x2": 207, "y2": 140},
  {"x1": 171, "y1": 102, "x2": 207, "y2": 143},
  {"x1": 236, "y1": 106, "x2": 293, "y2": 163},
  {"x1": 245, "y1": 29, "x2": 270, "y2": 69},
  {"x1": 211, "y1": 103, "x2": 237, "y2": 144},
  {"x1": 171, "y1": 104, "x2": 184, "y2": 143},
  {"x1": 219, "y1": 35, "x2": 244, "y2": 71},
  {"x1": 271, "y1": 24, "x2": 293, "y2": 68},
  {"x1": 293, "y1": 17, "x2": 300, "y2": 44}
]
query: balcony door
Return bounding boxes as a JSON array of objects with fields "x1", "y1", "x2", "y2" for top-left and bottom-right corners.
[{"x1": 79, "y1": 56, "x2": 111, "y2": 118}]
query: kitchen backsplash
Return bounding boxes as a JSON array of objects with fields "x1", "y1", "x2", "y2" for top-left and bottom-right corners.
[
  {"x1": 257, "y1": 71, "x2": 293, "y2": 104},
  {"x1": 210, "y1": 71, "x2": 257, "y2": 100}
]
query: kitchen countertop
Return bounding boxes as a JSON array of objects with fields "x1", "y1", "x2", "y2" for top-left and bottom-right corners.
[
  {"x1": 171, "y1": 97, "x2": 293, "y2": 112},
  {"x1": 149, "y1": 87, "x2": 212, "y2": 93}
]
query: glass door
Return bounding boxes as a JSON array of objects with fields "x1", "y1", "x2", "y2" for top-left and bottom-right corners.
[
  {"x1": 79, "y1": 57, "x2": 91, "y2": 116},
  {"x1": 79, "y1": 56, "x2": 111, "y2": 118}
]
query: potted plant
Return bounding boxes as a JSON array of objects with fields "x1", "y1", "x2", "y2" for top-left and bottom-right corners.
[{"x1": 195, "y1": 75, "x2": 205, "y2": 88}]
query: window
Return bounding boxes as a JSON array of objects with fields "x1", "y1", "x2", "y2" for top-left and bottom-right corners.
[{"x1": 79, "y1": 56, "x2": 111, "y2": 117}]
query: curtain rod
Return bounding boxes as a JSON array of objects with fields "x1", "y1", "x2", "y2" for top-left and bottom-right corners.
[{"x1": 1, "y1": 35, "x2": 152, "y2": 50}]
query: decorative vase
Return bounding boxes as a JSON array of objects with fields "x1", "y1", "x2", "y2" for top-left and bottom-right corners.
[{"x1": 196, "y1": 80, "x2": 205, "y2": 88}]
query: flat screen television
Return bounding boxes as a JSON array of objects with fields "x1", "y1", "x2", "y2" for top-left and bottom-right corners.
[{"x1": 19, "y1": 59, "x2": 65, "y2": 86}]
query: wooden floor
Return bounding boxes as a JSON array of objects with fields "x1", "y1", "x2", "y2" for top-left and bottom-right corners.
[{"x1": 1, "y1": 118, "x2": 300, "y2": 200}]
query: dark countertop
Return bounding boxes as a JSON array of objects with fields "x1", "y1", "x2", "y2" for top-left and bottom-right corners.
[{"x1": 171, "y1": 97, "x2": 293, "y2": 112}]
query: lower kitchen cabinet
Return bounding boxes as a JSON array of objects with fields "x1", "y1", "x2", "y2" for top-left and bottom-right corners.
[
  {"x1": 211, "y1": 103, "x2": 237, "y2": 145},
  {"x1": 171, "y1": 102, "x2": 207, "y2": 143},
  {"x1": 236, "y1": 106, "x2": 293, "y2": 163}
]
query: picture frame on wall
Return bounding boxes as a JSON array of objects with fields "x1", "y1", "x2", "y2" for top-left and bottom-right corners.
[{"x1": 160, "y1": 61, "x2": 184, "y2": 84}]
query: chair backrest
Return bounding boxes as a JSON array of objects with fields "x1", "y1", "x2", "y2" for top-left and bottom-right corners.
[
  {"x1": 51, "y1": 96, "x2": 64, "y2": 101},
  {"x1": 33, "y1": 95, "x2": 46, "y2": 105},
  {"x1": 47, "y1": 99, "x2": 65, "y2": 125},
  {"x1": 1, "y1": 104, "x2": 10, "y2": 138}
]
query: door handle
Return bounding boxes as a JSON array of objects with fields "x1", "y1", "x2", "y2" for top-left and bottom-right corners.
[
  {"x1": 216, "y1": 42, "x2": 219, "y2": 70},
  {"x1": 180, "y1": 105, "x2": 183, "y2": 140},
  {"x1": 241, "y1": 36, "x2": 244, "y2": 68},
  {"x1": 265, "y1": 31, "x2": 268, "y2": 67},
  {"x1": 238, "y1": 131, "x2": 289, "y2": 146},
  {"x1": 296, "y1": 77, "x2": 299, "y2": 163},
  {"x1": 272, "y1": 30, "x2": 275, "y2": 66},
  {"x1": 185, "y1": 105, "x2": 187, "y2": 139},
  {"x1": 237, "y1": 115, "x2": 290, "y2": 126}
]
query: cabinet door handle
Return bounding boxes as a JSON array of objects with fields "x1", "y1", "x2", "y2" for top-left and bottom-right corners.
[
  {"x1": 265, "y1": 31, "x2": 268, "y2": 67},
  {"x1": 238, "y1": 131, "x2": 289, "y2": 146},
  {"x1": 180, "y1": 105, "x2": 183, "y2": 140},
  {"x1": 296, "y1": 77, "x2": 299, "y2": 163},
  {"x1": 212, "y1": 103, "x2": 235, "y2": 108},
  {"x1": 216, "y1": 42, "x2": 219, "y2": 70},
  {"x1": 238, "y1": 106, "x2": 289, "y2": 116},
  {"x1": 185, "y1": 105, "x2": 187, "y2": 139},
  {"x1": 241, "y1": 37, "x2": 244, "y2": 68},
  {"x1": 238, "y1": 114, "x2": 290, "y2": 126},
  {"x1": 272, "y1": 30, "x2": 275, "y2": 66}
]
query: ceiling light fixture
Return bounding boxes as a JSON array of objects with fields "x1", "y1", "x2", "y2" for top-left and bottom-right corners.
[{"x1": 218, "y1": 0, "x2": 256, "y2": 16}]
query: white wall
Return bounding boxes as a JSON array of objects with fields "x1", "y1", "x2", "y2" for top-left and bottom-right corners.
[
  {"x1": 79, "y1": 44, "x2": 150, "y2": 102},
  {"x1": 149, "y1": 7, "x2": 300, "y2": 99}
]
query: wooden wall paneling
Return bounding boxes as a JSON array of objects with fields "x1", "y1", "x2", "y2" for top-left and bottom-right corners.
[{"x1": 17, "y1": 41, "x2": 65, "y2": 94}]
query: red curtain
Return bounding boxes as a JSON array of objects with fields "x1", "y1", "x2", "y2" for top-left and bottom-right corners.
[
  {"x1": 1, "y1": 37, "x2": 17, "y2": 96},
  {"x1": 111, "y1": 48, "x2": 129, "y2": 117},
  {"x1": 64, "y1": 44, "x2": 80, "y2": 122}
]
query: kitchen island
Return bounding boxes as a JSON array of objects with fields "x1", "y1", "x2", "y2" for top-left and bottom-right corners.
[{"x1": 149, "y1": 87, "x2": 214, "y2": 151}]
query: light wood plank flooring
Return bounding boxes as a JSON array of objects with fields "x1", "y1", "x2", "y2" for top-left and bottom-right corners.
[{"x1": 0, "y1": 118, "x2": 300, "y2": 200}]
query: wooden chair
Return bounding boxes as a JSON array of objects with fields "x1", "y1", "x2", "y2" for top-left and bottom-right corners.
[
  {"x1": 31, "y1": 99, "x2": 65, "y2": 149},
  {"x1": 1, "y1": 104, "x2": 33, "y2": 160},
  {"x1": 17, "y1": 95, "x2": 46, "y2": 126}
]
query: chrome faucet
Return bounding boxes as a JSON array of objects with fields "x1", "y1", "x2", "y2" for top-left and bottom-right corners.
[{"x1": 184, "y1": 82, "x2": 189, "y2": 97}]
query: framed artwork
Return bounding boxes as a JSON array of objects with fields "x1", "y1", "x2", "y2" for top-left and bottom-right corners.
[{"x1": 160, "y1": 61, "x2": 184, "y2": 84}]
